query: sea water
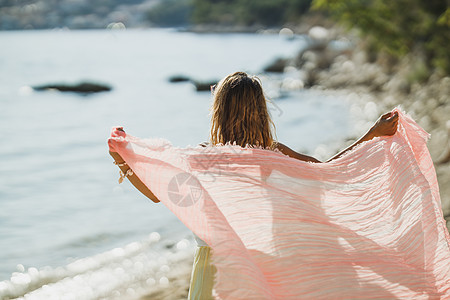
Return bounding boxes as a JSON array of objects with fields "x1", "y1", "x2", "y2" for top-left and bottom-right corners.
[{"x1": 0, "y1": 28, "x2": 351, "y2": 298}]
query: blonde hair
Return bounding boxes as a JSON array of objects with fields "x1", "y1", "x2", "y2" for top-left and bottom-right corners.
[{"x1": 210, "y1": 72, "x2": 275, "y2": 148}]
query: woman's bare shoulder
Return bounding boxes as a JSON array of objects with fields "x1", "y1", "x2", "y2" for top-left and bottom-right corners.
[{"x1": 273, "y1": 142, "x2": 322, "y2": 163}]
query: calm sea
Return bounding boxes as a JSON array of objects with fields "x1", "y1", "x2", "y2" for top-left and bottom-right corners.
[{"x1": 0, "y1": 29, "x2": 351, "y2": 298}]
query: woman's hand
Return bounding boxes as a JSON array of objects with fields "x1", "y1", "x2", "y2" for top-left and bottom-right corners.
[
  {"x1": 111, "y1": 126, "x2": 126, "y2": 137},
  {"x1": 369, "y1": 111, "x2": 399, "y2": 138},
  {"x1": 109, "y1": 127, "x2": 126, "y2": 158}
]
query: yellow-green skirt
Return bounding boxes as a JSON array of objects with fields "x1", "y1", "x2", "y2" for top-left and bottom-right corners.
[{"x1": 188, "y1": 246, "x2": 215, "y2": 300}]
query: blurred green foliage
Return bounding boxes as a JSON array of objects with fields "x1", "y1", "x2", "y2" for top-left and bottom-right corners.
[
  {"x1": 312, "y1": 0, "x2": 450, "y2": 75},
  {"x1": 147, "y1": 0, "x2": 192, "y2": 27},
  {"x1": 191, "y1": 0, "x2": 312, "y2": 26},
  {"x1": 147, "y1": 0, "x2": 313, "y2": 27}
]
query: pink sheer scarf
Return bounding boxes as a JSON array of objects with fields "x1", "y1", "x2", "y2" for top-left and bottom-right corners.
[{"x1": 108, "y1": 109, "x2": 450, "y2": 299}]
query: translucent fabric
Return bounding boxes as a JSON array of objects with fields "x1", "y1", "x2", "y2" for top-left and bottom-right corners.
[{"x1": 108, "y1": 109, "x2": 450, "y2": 299}]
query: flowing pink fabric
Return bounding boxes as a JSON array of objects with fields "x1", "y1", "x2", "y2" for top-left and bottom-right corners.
[{"x1": 108, "y1": 109, "x2": 450, "y2": 299}]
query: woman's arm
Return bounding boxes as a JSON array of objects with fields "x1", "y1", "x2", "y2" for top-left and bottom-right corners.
[
  {"x1": 275, "y1": 111, "x2": 399, "y2": 163},
  {"x1": 274, "y1": 142, "x2": 322, "y2": 163},
  {"x1": 109, "y1": 128, "x2": 160, "y2": 203},
  {"x1": 326, "y1": 111, "x2": 398, "y2": 162},
  {"x1": 110, "y1": 151, "x2": 160, "y2": 203}
]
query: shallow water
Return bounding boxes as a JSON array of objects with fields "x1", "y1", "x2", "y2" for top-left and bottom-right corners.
[{"x1": 0, "y1": 28, "x2": 350, "y2": 297}]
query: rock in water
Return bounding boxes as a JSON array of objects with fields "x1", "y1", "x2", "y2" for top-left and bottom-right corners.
[
  {"x1": 192, "y1": 80, "x2": 218, "y2": 92},
  {"x1": 168, "y1": 75, "x2": 191, "y2": 83},
  {"x1": 263, "y1": 58, "x2": 289, "y2": 73},
  {"x1": 167, "y1": 74, "x2": 219, "y2": 92},
  {"x1": 33, "y1": 82, "x2": 112, "y2": 94}
]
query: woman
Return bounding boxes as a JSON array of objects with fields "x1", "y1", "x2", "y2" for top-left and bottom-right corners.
[{"x1": 109, "y1": 71, "x2": 399, "y2": 299}]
